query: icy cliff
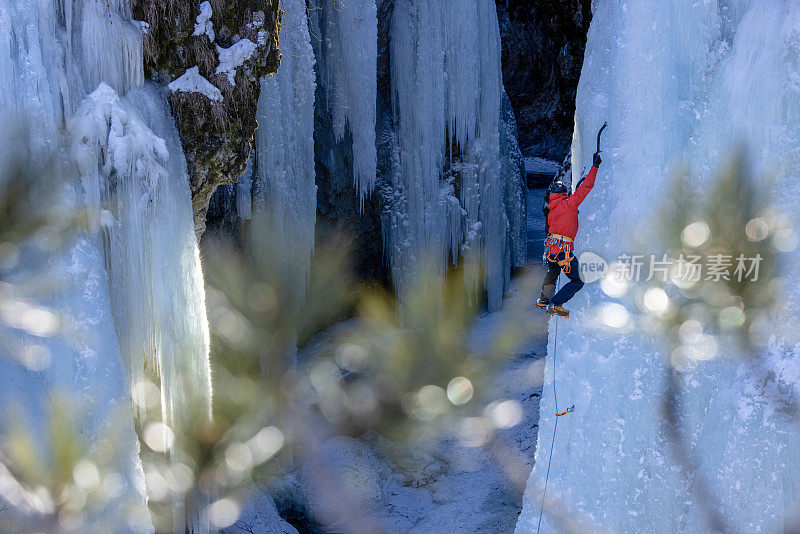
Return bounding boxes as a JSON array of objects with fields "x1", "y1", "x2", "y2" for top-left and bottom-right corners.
[{"x1": 517, "y1": 1, "x2": 800, "y2": 532}]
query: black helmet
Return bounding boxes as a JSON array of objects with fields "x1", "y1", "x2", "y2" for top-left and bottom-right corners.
[{"x1": 549, "y1": 180, "x2": 568, "y2": 194}]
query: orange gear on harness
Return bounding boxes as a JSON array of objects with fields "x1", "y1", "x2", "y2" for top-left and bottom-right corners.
[{"x1": 543, "y1": 234, "x2": 575, "y2": 274}]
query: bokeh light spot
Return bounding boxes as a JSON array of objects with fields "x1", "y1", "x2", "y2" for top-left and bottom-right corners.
[
  {"x1": 491, "y1": 400, "x2": 523, "y2": 428},
  {"x1": 447, "y1": 377, "x2": 474, "y2": 405},
  {"x1": 682, "y1": 221, "x2": 710, "y2": 248},
  {"x1": 598, "y1": 303, "x2": 629, "y2": 329},
  {"x1": 207, "y1": 498, "x2": 240, "y2": 529},
  {"x1": 143, "y1": 422, "x2": 174, "y2": 453},
  {"x1": 745, "y1": 218, "x2": 769, "y2": 242}
]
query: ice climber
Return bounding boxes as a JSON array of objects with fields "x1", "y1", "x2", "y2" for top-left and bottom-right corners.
[{"x1": 536, "y1": 150, "x2": 602, "y2": 318}]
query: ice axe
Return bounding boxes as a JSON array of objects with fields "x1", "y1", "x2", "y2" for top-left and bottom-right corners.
[
  {"x1": 595, "y1": 121, "x2": 608, "y2": 155},
  {"x1": 574, "y1": 122, "x2": 608, "y2": 190}
]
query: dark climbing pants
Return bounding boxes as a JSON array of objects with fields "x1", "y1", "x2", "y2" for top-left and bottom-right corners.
[{"x1": 541, "y1": 252, "x2": 584, "y2": 306}]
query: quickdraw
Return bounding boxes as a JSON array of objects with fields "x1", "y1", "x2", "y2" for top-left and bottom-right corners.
[
  {"x1": 543, "y1": 234, "x2": 575, "y2": 273},
  {"x1": 555, "y1": 405, "x2": 574, "y2": 417}
]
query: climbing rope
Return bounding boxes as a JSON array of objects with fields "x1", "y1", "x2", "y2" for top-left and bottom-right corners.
[
  {"x1": 535, "y1": 125, "x2": 604, "y2": 532},
  {"x1": 535, "y1": 278, "x2": 572, "y2": 534}
]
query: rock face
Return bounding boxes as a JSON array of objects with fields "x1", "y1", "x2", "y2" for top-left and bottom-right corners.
[
  {"x1": 500, "y1": 92, "x2": 528, "y2": 268},
  {"x1": 496, "y1": 0, "x2": 592, "y2": 160},
  {"x1": 132, "y1": 0, "x2": 281, "y2": 234}
]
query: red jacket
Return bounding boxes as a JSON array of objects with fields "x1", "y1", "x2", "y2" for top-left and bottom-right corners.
[{"x1": 547, "y1": 166, "x2": 598, "y2": 248}]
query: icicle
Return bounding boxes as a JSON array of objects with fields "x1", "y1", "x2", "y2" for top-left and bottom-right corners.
[
  {"x1": 472, "y1": 0, "x2": 505, "y2": 311},
  {"x1": 388, "y1": 0, "x2": 447, "y2": 298},
  {"x1": 321, "y1": 0, "x2": 378, "y2": 203},
  {"x1": 443, "y1": 2, "x2": 479, "y2": 149},
  {"x1": 236, "y1": 152, "x2": 254, "y2": 220},
  {"x1": 386, "y1": 0, "x2": 510, "y2": 310},
  {"x1": 79, "y1": 0, "x2": 145, "y2": 97},
  {"x1": 251, "y1": 0, "x2": 317, "y2": 297},
  {"x1": 500, "y1": 91, "x2": 527, "y2": 270}
]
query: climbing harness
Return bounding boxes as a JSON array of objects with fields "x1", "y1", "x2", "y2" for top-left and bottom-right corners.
[
  {"x1": 535, "y1": 278, "x2": 573, "y2": 534},
  {"x1": 543, "y1": 234, "x2": 574, "y2": 274}
]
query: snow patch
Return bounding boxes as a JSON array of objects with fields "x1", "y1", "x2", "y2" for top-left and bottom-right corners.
[
  {"x1": 193, "y1": 1, "x2": 215, "y2": 42},
  {"x1": 215, "y1": 39, "x2": 257, "y2": 85},
  {"x1": 523, "y1": 157, "x2": 559, "y2": 176},
  {"x1": 168, "y1": 66, "x2": 222, "y2": 102}
]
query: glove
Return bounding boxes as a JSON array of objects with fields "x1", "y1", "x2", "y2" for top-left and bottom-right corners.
[{"x1": 593, "y1": 152, "x2": 602, "y2": 167}]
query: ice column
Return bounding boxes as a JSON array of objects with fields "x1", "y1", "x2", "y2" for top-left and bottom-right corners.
[
  {"x1": 516, "y1": 2, "x2": 800, "y2": 532},
  {"x1": 320, "y1": 0, "x2": 378, "y2": 202},
  {"x1": 387, "y1": 0, "x2": 510, "y2": 310},
  {"x1": 0, "y1": 0, "x2": 155, "y2": 529},
  {"x1": 251, "y1": 0, "x2": 317, "y2": 295},
  {"x1": 1, "y1": 0, "x2": 216, "y2": 529},
  {"x1": 72, "y1": 83, "x2": 213, "y2": 430}
]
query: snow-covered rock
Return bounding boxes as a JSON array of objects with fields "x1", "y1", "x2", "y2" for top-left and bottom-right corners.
[
  {"x1": 133, "y1": 0, "x2": 281, "y2": 234},
  {"x1": 236, "y1": 483, "x2": 299, "y2": 534},
  {"x1": 523, "y1": 157, "x2": 559, "y2": 177},
  {"x1": 293, "y1": 278, "x2": 550, "y2": 533}
]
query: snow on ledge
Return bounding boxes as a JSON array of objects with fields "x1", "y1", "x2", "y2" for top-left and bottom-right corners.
[
  {"x1": 524, "y1": 156, "x2": 560, "y2": 176},
  {"x1": 193, "y1": 1, "x2": 215, "y2": 42},
  {"x1": 215, "y1": 39, "x2": 257, "y2": 86},
  {"x1": 168, "y1": 67, "x2": 222, "y2": 102}
]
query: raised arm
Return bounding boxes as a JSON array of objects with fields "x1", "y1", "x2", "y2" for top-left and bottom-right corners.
[{"x1": 566, "y1": 165, "x2": 598, "y2": 208}]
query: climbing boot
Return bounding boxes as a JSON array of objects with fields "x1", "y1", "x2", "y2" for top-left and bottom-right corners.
[
  {"x1": 536, "y1": 294, "x2": 550, "y2": 308},
  {"x1": 546, "y1": 304, "x2": 570, "y2": 318}
]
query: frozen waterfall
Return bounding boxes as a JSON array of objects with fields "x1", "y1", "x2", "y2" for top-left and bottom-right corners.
[
  {"x1": 384, "y1": 0, "x2": 520, "y2": 311},
  {"x1": 318, "y1": 0, "x2": 378, "y2": 203},
  {"x1": 1, "y1": 0, "x2": 213, "y2": 531},
  {"x1": 245, "y1": 0, "x2": 317, "y2": 302},
  {"x1": 72, "y1": 82, "x2": 213, "y2": 430},
  {"x1": 516, "y1": 1, "x2": 800, "y2": 533}
]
